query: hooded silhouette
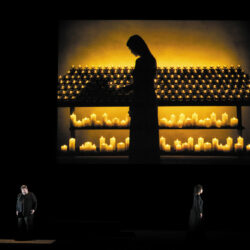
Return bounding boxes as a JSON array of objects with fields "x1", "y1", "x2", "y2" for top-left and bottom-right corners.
[{"x1": 124, "y1": 35, "x2": 160, "y2": 164}]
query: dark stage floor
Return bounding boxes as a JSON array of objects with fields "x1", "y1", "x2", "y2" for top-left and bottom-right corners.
[
  {"x1": 1, "y1": 229, "x2": 249, "y2": 250},
  {"x1": 57, "y1": 155, "x2": 250, "y2": 165}
]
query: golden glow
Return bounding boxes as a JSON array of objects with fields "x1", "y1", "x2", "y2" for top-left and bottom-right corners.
[{"x1": 59, "y1": 20, "x2": 249, "y2": 75}]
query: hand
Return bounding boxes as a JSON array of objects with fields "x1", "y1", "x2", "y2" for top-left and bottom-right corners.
[
  {"x1": 16, "y1": 211, "x2": 19, "y2": 216},
  {"x1": 200, "y1": 213, "x2": 203, "y2": 218},
  {"x1": 31, "y1": 210, "x2": 35, "y2": 215}
]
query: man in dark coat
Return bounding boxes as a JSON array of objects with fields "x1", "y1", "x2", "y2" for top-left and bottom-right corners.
[{"x1": 16, "y1": 185, "x2": 37, "y2": 240}]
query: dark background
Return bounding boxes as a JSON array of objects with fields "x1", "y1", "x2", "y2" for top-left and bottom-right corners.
[{"x1": 1, "y1": 10, "x2": 250, "y2": 244}]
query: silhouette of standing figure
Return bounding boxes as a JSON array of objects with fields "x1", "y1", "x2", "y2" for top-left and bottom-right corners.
[
  {"x1": 188, "y1": 184, "x2": 204, "y2": 243},
  {"x1": 124, "y1": 35, "x2": 160, "y2": 164}
]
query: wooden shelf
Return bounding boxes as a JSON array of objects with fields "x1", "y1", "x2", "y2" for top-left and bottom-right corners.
[
  {"x1": 57, "y1": 150, "x2": 250, "y2": 157},
  {"x1": 69, "y1": 126, "x2": 244, "y2": 130},
  {"x1": 58, "y1": 102, "x2": 250, "y2": 107}
]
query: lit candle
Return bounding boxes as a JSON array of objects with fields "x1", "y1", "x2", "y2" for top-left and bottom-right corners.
[
  {"x1": 198, "y1": 119, "x2": 205, "y2": 127},
  {"x1": 120, "y1": 120, "x2": 127, "y2": 127},
  {"x1": 222, "y1": 112, "x2": 228, "y2": 126},
  {"x1": 234, "y1": 143, "x2": 243, "y2": 152},
  {"x1": 170, "y1": 114, "x2": 176, "y2": 126},
  {"x1": 210, "y1": 112, "x2": 217, "y2": 126},
  {"x1": 103, "y1": 113, "x2": 108, "y2": 125},
  {"x1": 192, "y1": 112, "x2": 198, "y2": 126},
  {"x1": 160, "y1": 136, "x2": 166, "y2": 150},
  {"x1": 179, "y1": 113, "x2": 185, "y2": 121},
  {"x1": 226, "y1": 137, "x2": 233, "y2": 151},
  {"x1": 194, "y1": 144, "x2": 201, "y2": 152},
  {"x1": 212, "y1": 138, "x2": 219, "y2": 151},
  {"x1": 237, "y1": 136, "x2": 244, "y2": 145},
  {"x1": 182, "y1": 142, "x2": 188, "y2": 151},
  {"x1": 184, "y1": 117, "x2": 192, "y2": 127},
  {"x1": 112, "y1": 117, "x2": 120, "y2": 127},
  {"x1": 216, "y1": 119, "x2": 222, "y2": 128},
  {"x1": 79, "y1": 144, "x2": 85, "y2": 152},
  {"x1": 91, "y1": 144, "x2": 97, "y2": 152},
  {"x1": 106, "y1": 120, "x2": 113, "y2": 127},
  {"x1": 110, "y1": 136, "x2": 116, "y2": 151},
  {"x1": 84, "y1": 141, "x2": 92, "y2": 151},
  {"x1": 204, "y1": 142, "x2": 212, "y2": 152},
  {"x1": 174, "y1": 139, "x2": 181, "y2": 150},
  {"x1": 69, "y1": 138, "x2": 76, "y2": 151},
  {"x1": 204, "y1": 118, "x2": 212, "y2": 128},
  {"x1": 176, "y1": 144, "x2": 182, "y2": 152},
  {"x1": 70, "y1": 113, "x2": 77, "y2": 126},
  {"x1": 61, "y1": 145, "x2": 68, "y2": 152},
  {"x1": 95, "y1": 120, "x2": 102, "y2": 127},
  {"x1": 90, "y1": 113, "x2": 97, "y2": 126},
  {"x1": 217, "y1": 144, "x2": 223, "y2": 151},
  {"x1": 82, "y1": 117, "x2": 91, "y2": 127},
  {"x1": 198, "y1": 137, "x2": 204, "y2": 151},
  {"x1": 106, "y1": 144, "x2": 113, "y2": 152},
  {"x1": 99, "y1": 136, "x2": 105, "y2": 149},
  {"x1": 159, "y1": 118, "x2": 168, "y2": 127},
  {"x1": 117, "y1": 142, "x2": 126, "y2": 152},
  {"x1": 230, "y1": 117, "x2": 238, "y2": 127},
  {"x1": 223, "y1": 144, "x2": 230, "y2": 152},
  {"x1": 167, "y1": 120, "x2": 174, "y2": 128},
  {"x1": 76, "y1": 120, "x2": 82, "y2": 128},
  {"x1": 246, "y1": 144, "x2": 250, "y2": 151},
  {"x1": 100, "y1": 143, "x2": 108, "y2": 152},
  {"x1": 188, "y1": 137, "x2": 194, "y2": 151},
  {"x1": 125, "y1": 113, "x2": 131, "y2": 126},
  {"x1": 163, "y1": 144, "x2": 171, "y2": 152},
  {"x1": 177, "y1": 120, "x2": 184, "y2": 128},
  {"x1": 125, "y1": 137, "x2": 130, "y2": 150}
]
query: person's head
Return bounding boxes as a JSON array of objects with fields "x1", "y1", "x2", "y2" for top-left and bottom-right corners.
[
  {"x1": 21, "y1": 185, "x2": 29, "y2": 195},
  {"x1": 126, "y1": 35, "x2": 151, "y2": 57},
  {"x1": 194, "y1": 184, "x2": 203, "y2": 195}
]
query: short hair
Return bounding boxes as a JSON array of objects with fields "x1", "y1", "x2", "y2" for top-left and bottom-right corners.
[
  {"x1": 21, "y1": 185, "x2": 28, "y2": 190},
  {"x1": 194, "y1": 184, "x2": 203, "y2": 194}
]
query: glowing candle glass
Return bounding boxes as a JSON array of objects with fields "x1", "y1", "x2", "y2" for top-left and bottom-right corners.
[
  {"x1": 230, "y1": 117, "x2": 238, "y2": 127},
  {"x1": 61, "y1": 145, "x2": 68, "y2": 152},
  {"x1": 69, "y1": 138, "x2": 76, "y2": 151}
]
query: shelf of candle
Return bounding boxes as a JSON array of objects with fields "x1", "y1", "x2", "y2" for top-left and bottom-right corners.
[
  {"x1": 57, "y1": 65, "x2": 250, "y2": 106},
  {"x1": 69, "y1": 126, "x2": 130, "y2": 130},
  {"x1": 159, "y1": 126, "x2": 245, "y2": 129}
]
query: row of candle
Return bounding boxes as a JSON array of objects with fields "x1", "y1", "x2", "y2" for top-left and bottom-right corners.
[
  {"x1": 70, "y1": 113, "x2": 131, "y2": 128},
  {"x1": 61, "y1": 136, "x2": 130, "y2": 152},
  {"x1": 62, "y1": 136, "x2": 250, "y2": 153},
  {"x1": 59, "y1": 73, "x2": 248, "y2": 82},
  {"x1": 61, "y1": 65, "x2": 243, "y2": 74},
  {"x1": 159, "y1": 112, "x2": 238, "y2": 128},
  {"x1": 160, "y1": 136, "x2": 250, "y2": 152}
]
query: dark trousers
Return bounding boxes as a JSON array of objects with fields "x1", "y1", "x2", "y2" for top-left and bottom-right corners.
[{"x1": 17, "y1": 213, "x2": 34, "y2": 239}]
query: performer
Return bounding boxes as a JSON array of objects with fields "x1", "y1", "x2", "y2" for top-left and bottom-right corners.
[
  {"x1": 124, "y1": 34, "x2": 160, "y2": 164},
  {"x1": 16, "y1": 185, "x2": 37, "y2": 240},
  {"x1": 188, "y1": 184, "x2": 204, "y2": 242}
]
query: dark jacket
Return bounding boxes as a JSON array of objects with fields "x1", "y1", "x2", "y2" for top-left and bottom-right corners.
[
  {"x1": 189, "y1": 194, "x2": 203, "y2": 230},
  {"x1": 16, "y1": 192, "x2": 37, "y2": 216},
  {"x1": 192, "y1": 194, "x2": 203, "y2": 215}
]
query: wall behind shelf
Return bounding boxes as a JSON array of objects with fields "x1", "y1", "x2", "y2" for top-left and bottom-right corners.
[{"x1": 58, "y1": 20, "x2": 250, "y2": 75}]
